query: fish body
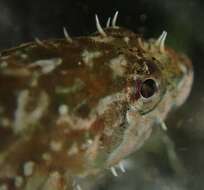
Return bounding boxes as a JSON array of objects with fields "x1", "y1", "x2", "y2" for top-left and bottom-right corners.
[{"x1": 0, "y1": 16, "x2": 193, "y2": 190}]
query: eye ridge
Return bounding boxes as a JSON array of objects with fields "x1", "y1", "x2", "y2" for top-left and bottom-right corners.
[{"x1": 140, "y1": 78, "x2": 157, "y2": 98}]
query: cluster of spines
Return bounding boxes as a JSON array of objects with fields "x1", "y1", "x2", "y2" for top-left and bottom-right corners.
[
  {"x1": 95, "y1": 11, "x2": 119, "y2": 37},
  {"x1": 34, "y1": 11, "x2": 167, "y2": 54}
]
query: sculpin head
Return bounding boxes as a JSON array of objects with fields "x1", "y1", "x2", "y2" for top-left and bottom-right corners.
[{"x1": 97, "y1": 27, "x2": 193, "y2": 167}]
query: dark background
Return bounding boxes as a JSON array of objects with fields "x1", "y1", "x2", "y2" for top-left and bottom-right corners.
[{"x1": 0, "y1": 0, "x2": 203, "y2": 189}]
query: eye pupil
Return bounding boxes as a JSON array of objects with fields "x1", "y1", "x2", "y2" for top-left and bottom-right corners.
[{"x1": 140, "y1": 79, "x2": 157, "y2": 98}]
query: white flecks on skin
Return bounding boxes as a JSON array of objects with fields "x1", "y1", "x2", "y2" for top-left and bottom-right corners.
[
  {"x1": 81, "y1": 50, "x2": 102, "y2": 67},
  {"x1": 123, "y1": 36, "x2": 130, "y2": 44},
  {"x1": 155, "y1": 31, "x2": 167, "y2": 53},
  {"x1": 95, "y1": 15, "x2": 107, "y2": 37},
  {"x1": 106, "y1": 17, "x2": 111, "y2": 28},
  {"x1": 14, "y1": 50, "x2": 28, "y2": 59},
  {"x1": 26, "y1": 91, "x2": 49, "y2": 122},
  {"x1": 50, "y1": 140, "x2": 63, "y2": 152},
  {"x1": 85, "y1": 135, "x2": 100, "y2": 161},
  {"x1": 15, "y1": 176, "x2": 24, "y2": 188},
  {"x1": 87, "y1": 139, "x2": 93, "y2": 145},
  {"x1": 56, "y1": 78, "x2": 85, "y2": 95},
  {"x1": 63, "y1": 27, "x2": 72, "y2": 43},
  {"x1": 96, "y1": 92, "x2": 125, "y2": 115},
  {"x1": 14, "y1": 90, "x2": 29, "y2": 133},
  {"x1": 31, "y1": 58, "x2": 62, "y2": 74},
  {"x1": 0, "y1": 61, "x2": 8, "y2": 68},
  {"x1": 42, "y1": 152, "x2": 52, "y2": 161},
  {"x1": 110, "y1": 166, "x2": 118, "y2": 177},
  {"x1": 23, "y1": 161, "x2": 35, "y2": 177},
  {"x1": 112, "y1": 11, "x2": 119, "y2": 28},
  {"x1": 14, "y1": 90, "x2": 49, "y2": 134},
  {"x1": 109, "y1": 55, "x2": 127, "y2": 77},
  {"x1": 0, "y1": 184, "x2": 8, "y2": 190},
  {"x1": 82, "y1": 138, "x2": 94, "y2": 150},
  {"x1": 67, "y1": 143, "x2": 79, "y2": 156},
  {"x1": 57, "y1": 114, "x2": 91, "y2": 130},
  {"x1": 57, "y1": 107, "x2": 95, "y2": 130},
  {"x1": 58, "y1": 104, "x2": 69, "y2": 116},
  {"x1": 20, "y1": 53, "x2": 28, "y2": 59}
]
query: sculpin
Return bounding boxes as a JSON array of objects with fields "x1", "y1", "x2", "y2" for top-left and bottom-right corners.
[{"x1": 0, "y1": 12, "x2": 193, "y2": 190}]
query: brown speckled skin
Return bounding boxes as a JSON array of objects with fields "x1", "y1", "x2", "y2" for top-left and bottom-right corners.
[{"x1": 0, "y1": 27, "x2": 193, "y2": 190}]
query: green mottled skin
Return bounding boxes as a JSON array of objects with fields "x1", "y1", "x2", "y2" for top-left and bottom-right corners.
[{"x1": 0, "y1": 27, "x2": 193, "y2": 190}]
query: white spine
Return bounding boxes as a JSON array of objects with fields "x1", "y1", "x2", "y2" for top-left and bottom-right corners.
[
  {"x1": 112, "y1": 11, "x2": 119, "y2": 27},
  {"x1": 158, "y1": 117, "x2": 168, "y2": 131},
  {"x1": 119, "y1": 162, "x2": 126, "y2": 173},
  {"x1": 95, "y1": 14, "x2": 107, "y2": 37},
  {"x1": 76, "y1": 184, "x2": 82, "y2": 190},
  {"x1": 110, "y1": 166, "x2": 118, "y2": 177},
  {"x1": 35, "y1": 38, "x2": 44, "y2": 46},
  {"x1": 63, "y1": 27, "x2": 72, "y2": 42},
  {"x1": 106, "y1": 17, "x2": 111, "y2": 28},
  {"x1": 156, "y1": 31, "x2": 167, "y2": 53}
]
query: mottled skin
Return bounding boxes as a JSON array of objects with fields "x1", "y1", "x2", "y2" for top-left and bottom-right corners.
[{"x1": 0, "y1": 27, "x2": 193, "y2": 190}]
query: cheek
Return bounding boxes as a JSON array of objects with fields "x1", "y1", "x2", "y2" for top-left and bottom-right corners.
[
  {"x1": 106, "y1": 111, "x2": 153, "y2": 167},
  {"x1": 174, "y1": 71, "x2": 193, "y2": 107}
]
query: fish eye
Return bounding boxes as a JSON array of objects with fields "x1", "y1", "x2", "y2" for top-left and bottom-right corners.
[{"x1": 140, "y1": 79, "x2": 157, "y2": 98}]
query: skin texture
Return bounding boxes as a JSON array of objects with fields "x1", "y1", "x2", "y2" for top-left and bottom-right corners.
[{"x1": 0, "y1": 26, "x2": 193, "y2": 190}]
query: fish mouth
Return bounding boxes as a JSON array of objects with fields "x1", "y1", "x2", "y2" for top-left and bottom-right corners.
[{"x1": 105, "y1": 110, "x2": 154, "y2": 167}]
